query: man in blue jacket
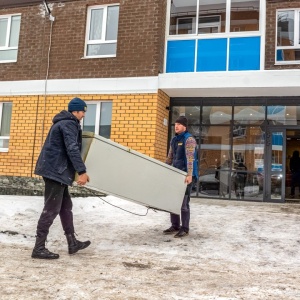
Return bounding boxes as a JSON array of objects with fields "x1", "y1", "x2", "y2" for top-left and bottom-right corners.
[
  {"x1": 32, "y1": 97, "x2": 91, "y2": 259},
  {"x1": 164, "y1": 116, "x2": 197, "y2": 238}
]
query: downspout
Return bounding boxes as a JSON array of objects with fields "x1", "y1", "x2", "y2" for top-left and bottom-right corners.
[
  {"x1": 40, "y1": 0, "x2": 55, "y2": 148},
  {"x1": 31, "y1": 1, "x2": 55, "y2": 176}
]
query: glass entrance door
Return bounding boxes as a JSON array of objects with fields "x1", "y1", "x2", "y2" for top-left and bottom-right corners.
[{"x1": 265, "y1": 130, "x2": 285, "y2": 202}]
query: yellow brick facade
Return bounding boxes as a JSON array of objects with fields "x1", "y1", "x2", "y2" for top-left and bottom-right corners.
[{"x1": 0, "y1": 91, "x2": 170, "y2": 177}]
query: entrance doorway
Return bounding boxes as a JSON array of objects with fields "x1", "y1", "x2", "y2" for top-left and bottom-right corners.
[
  {"x1": 252, "y1": 128, "x2": 300, "y2": 203},
  {"x1": 170, "y1": 98, "x2": 300, "y2": 202}
]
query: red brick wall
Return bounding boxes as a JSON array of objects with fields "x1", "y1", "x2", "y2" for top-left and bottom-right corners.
[
  {"x1": 0, "y1": 0, "x2": 166, "y2": 81},
  {"x1": 265, "y1": 0, "x2": 300, "y2": 69}
]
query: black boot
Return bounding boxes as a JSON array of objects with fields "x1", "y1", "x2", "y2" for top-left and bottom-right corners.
[
  {"x1": 65, "y1": 233, "x2": 91, "y2": 254},
  {"x1": 31, "y1": 236, "x2": 59, "y2": 259}
]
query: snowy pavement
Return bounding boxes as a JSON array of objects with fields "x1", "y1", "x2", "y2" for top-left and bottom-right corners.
[{"x1": 0, "y1": 194, "x2": 300, "y2": 299}]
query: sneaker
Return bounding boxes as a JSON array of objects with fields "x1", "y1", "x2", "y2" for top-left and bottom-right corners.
[
  {"x1": 174, "y1": 229, "x2": 189, "y2": 238},
  {"x1": 163, "y1": 226, "x2": 180, "y2": 235}
]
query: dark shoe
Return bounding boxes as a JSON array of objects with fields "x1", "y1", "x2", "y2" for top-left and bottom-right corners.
[
  {"x1": 290, "y1": 195, "x2": 295, "y2": 198},
  {"x1": 65, "y1": 233, "x2": 91, "y2": 254},
  {"x1": 31, "y1": 248, "x2": 59, "y2": 259},
  {"x1": 163, "y1": 226, "x2": 180, "y2": 235},
  {"x1": 174, "y1": 229, "x2": 189, "y2": 238}
]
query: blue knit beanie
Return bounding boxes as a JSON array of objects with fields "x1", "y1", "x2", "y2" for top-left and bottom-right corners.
[{"x1": 68, "y1": 97, "x2": 87, "y2": 112}]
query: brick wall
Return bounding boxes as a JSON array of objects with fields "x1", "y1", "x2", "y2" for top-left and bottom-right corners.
[
  {"x1": 265, "y1": 0, "x2": 300, "y2": 69},
  {"x1": 0, "y1": 0, "x2": 166, "y2": 81},
  {"x1": 0, "y1": 91, "x2": 170, "y2": 177},
  {"x1": 110, "y1": 90, "x2": 170, "y2": 161}
]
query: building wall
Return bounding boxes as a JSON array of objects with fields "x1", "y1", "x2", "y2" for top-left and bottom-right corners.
[
  {"x1": 265, "y1": 0, "x2": 300, "y2": 70},
  {"x1": 0, "y1": 0, "x2": 166, "y2": 81},
  {"x1": 0, "y1": 91, "x2": 170, "y2": 177},
  {"x1": 110, "y1": 90, "x2": 170, "y2": 161}
]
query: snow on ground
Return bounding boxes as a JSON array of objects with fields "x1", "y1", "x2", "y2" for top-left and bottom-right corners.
[{"x1": 0, "y1": 194, "x2": 300, "y2": 300}]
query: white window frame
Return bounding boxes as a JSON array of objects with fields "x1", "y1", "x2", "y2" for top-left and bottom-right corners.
[
  {"x1": 0, "y1": 102, "x2": 11, "y2": 152},
  {"x1": 0, "y1": 14, "x2": 21, "y2": 63},
  {"x1": 82, "y1": 101, "x2": 113, "y2": 138},
  {"x1": 276, "y1": 9, "x2": 300, "y2": 65},
  {"x1": 84, "y1": 4, "x2": 119, "y2": 59}
]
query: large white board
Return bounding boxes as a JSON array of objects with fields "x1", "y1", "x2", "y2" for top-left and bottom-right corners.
[{"x1": 82, "y1": 133, "x2": 187, "y2": 215}]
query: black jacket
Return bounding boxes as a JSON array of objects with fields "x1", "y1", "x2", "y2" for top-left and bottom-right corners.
[{"x1": 34, "y1": 110, "x2": 86, "y2": 186}]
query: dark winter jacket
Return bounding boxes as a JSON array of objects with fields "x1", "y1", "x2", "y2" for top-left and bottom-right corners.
[{"x1": 34, "y1": 110, "x2": 86, "y2": 186}]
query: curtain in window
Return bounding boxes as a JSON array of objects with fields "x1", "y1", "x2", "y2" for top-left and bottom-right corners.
[
  {"x1": 89, "y1": 9, "x2": 103, "y2": 40},
  {"x1": 106, "y1": 6, "x2": 119, "y2": 40},
  {"x1": 99, "y1": 102, "x2": 112, "y2": 138},
  {"x1": 1, "y1": 103, "x2": 12, "y2": 136},
  {"x1": 9, "y1": 15, "x2": 21, "y2": 47},
  {"x1": 0, "y1": 18, "x2": 8, "y2": 47}
]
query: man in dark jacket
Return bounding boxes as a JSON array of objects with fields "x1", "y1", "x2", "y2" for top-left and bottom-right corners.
[
  {"x1": 164, "y1": 116, "x2": 197, "y2": 238},
  {"x1": 290, "y1": 150, "x2": 300, "y2": 198},
  {"x1": 32, "y1": 97, "x2": 91, "y2": 259}
]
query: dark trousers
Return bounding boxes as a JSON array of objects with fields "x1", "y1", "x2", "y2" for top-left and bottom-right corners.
[
  {"x1": 235, "y1": 178, "x2": 246, "y2": 199},
  {"x1": 291, "y1": 172, "x2": 300, "y2": 196},
  {"x1": 170, "y1": 183, "x2": 192, "y2": 232},
  {"x1": 36, "y1": 178, "x2": 74, "y2": 238}
]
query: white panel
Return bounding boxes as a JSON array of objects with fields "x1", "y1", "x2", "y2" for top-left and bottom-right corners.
[
  {"x1": 83, "y1": 134, "x2": 187, "y2": 215},
  {"x1": 0, "y1": 77, "x2": 158, "y2": 95}
]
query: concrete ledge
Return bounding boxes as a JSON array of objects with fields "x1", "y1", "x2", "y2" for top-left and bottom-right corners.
[{"x1": 0, "y1": 176, "x2": 106, "y2": 198}]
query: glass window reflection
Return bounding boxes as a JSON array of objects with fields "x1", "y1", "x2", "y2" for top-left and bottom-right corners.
[
  {"x1": 230, "y1": 0, "x2": 260, "y2": 32},
  {"x1": 267, "y1": 106, "x2": 300, "y2": 125},
  {"x1": 234, "y1": 106, "x2": 265, "y2": 125},
  {"x1": 202, "y1": 106, "x2": 232, "y2": 125},
  {"x1": 232, "y1": 126, "x2": 265, "y2": 172},
  {"x1": 277, "y1": 10, "x2": 294, "y2": 47},
  {"x1": 171, "y1": 106, "x2": 200, "y2": 125},
  {"x1": 169, "y1": 0, "x2": 197, "y2": 35},
  {"x1": 83, "y1": 104, "x2": 97, "y2": 133},
  {"x1": 200, "y1": 126, "x2": 231, "y2": 169},
  {"x1": 198, "y1": 0, "x2": 226, "y2": 34},
  {"x1": 198, "y1": 122, "x2": 231, "y2": 199}
]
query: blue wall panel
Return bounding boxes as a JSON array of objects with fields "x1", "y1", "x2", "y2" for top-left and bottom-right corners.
[
  {"x1": 229, "y1": 37, "x2": 261, "y2": 71},
  {"x1": 166, "y1": 40, "x2": 196, "y2": 73},
  {"x1": 197, "y1": 38, "x2": 227, "y2": 72}
]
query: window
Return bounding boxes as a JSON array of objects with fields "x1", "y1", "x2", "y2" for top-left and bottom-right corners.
[
  {"x1": 169, "y1": 0, "x2": 197, "y2": 35},
  {"x1": 85, "y1": 5, "x2": 120, "y2": 58},
  {"x1": 199, "y1": 0, "x2": 226, "y2": 34},
  {"x1": 82, "y1": 102, "x2": 113, "y2": 139},
  {"x1": 169, "y1": 0, "x2": 260, "y2": 36},
  {"x1": 0, "y1": 14, "x2": 21, "y2": 62},
  {"x1": 0, "y1": 102, "x2": 12, "y2": 152},
  {"x1": 198, "y1": 16, "x2": 221, "y2": 34},
  {"x1": 166, "y1": 0, "x2": 262, "y2": 72},
  {"x1": 230, "y1": 0, "x2": 260, "y2": 32},
  {"x1": 276, "y1": 10, "x2": 300, "y2": 63}
]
